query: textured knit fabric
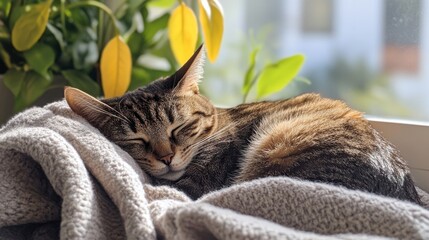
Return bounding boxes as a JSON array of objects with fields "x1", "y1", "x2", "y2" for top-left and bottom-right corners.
[{"x1": 0, "y1": 100, "x2": 428, "y2": 240}]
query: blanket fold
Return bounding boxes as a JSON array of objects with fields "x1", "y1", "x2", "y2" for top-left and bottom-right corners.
[{"x1": 0, "y1": 101, "x2": 428, "y2": 240}]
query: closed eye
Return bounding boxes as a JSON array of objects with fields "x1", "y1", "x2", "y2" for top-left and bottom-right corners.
[
  {"x1": 171, "y1": 119, "x2": 200, "y2": 139},
  {"x1": 170, "y1": 123, "x2": 185, "y2": 138},
  {"x1": 117, "y1": 138, "x2": 148, "y2": 144},
  {"x1": 129, "y1": 138, "x2": 147, "y2": 142},
  {"x1": 193, "y1": 111, "x2": 211, "y2": 117}
]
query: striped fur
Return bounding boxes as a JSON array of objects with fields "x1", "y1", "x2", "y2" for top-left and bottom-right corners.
[{"x1": 65, "y1": 46, "x2": 421, "y2": 203}]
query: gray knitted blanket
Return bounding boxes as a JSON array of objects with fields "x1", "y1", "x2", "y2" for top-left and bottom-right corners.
[{"x1": 0, "y1": 100, "x2": 429, "y2": 240}]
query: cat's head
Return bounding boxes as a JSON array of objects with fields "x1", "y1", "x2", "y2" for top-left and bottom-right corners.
[{"x1": 65, "y1": 45, "x2": 217, "y2": 181}]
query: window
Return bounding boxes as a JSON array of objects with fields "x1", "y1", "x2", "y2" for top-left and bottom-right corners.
[
  {"x1": 301, "y1": 0, "x2": 334, "y2": 33},
  {"x1": 383, "y1": 0, "x2": 421, "y2": 74},
  {"x1": 207, "y1": 0, "x2": 429, "y2": 122},
  {"x1": 244, "y1": 0, "x2": 285, "y2": 52}
]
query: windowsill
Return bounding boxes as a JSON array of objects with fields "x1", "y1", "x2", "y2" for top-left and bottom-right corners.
[{"x1": 368, "y1": 117, "x2": 429, "y2": 192}]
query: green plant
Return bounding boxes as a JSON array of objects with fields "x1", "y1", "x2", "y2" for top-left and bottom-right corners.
[
  {"x1": 0, "y1": 0, "x2": 220, "y2": 112},
  {"x1": 241, "y1": 45, "x2": 306, "y2": 103},
  {"x1": 0, "y1": 0, "x2": 302, "y2": 113}
]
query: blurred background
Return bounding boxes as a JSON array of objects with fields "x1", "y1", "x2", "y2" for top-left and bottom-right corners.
[
  {"x1": 203, "y1": 0, "x2": 429, "y2": 122},
  {"x1": 1, "y1": 0, "x2": 428, "y2": 123}
]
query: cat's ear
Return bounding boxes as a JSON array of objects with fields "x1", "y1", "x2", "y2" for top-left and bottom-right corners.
[
  {"x1": 165, "y1": 44, "x2": 205, "y2": 96},
  {"x1": 64, "y1": 87, "x2": 117, "y2": 127}
]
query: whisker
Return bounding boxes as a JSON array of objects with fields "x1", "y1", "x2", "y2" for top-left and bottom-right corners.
[
  {"x1": 99, "y1": 97, "x2": 131, "y2": 123},
  {"x1": 117, "y1": 97, "x2": 132, "y2": 122},
  {"x1": 81, "y1": 99, "x2": 129, "y2": 123},
  {"x1": 184, "y1": 122, "x2": 250, "y2": 156},
  {"x1": 211, "y1": 110, "x2": 229, "y2": 117},
  {"x1": 188, "y1": 137, "x2": 228, "y2": 152},
  {"x1": 194, "y1": 124, "x2": 235, "y2": 144},
  {"x1": 184, "y1": 137, "x2": 233, "y2": 157},
  {"x1": 191, "y1": 139, "x2": 232, "y2": 152},
  {"x1": 189, "y1": 160, "x2": 206, "y2": 170},
  {"x1": 80, "y1": 97, "x2": 131, "y2": 123}
]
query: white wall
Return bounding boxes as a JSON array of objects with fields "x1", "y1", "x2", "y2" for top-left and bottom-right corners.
[
  {"x1": 279, "y1": 0, "x2": 383, "y2": 73},
  {"x1": 335, "y1": 0, "x2": 383, "y2": 70}
]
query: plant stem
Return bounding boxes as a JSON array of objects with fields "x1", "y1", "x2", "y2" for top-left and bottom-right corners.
[
  {"x1": 242, "y1": 72, "x2": 260, "y2": 103},
  {"x1": 60, "y1": 0, "x2": 67, "y2": 37},
  {"x1": 123, "y1": 15, "x2": 137, "y2": 43},
  {"x1": 14, "y1": 0, "x2": 23, "y2": 7},
  {"x1": 95, "y1": 63, "x2": 103, "y2": 96},
  {"x1": 98, "y1": 11, "x2": 104, "y2": 50}
]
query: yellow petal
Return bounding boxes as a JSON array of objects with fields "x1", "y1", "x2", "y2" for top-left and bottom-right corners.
[
  {"x1": 168, "y1": 2, "x2": 198, "y2": 65},
  {"x1": 198, "y1": 0, "x2": 224, "y2": 62},
  {"x1": 100, "y1": 35, "x2": 132, "y2": 98}
]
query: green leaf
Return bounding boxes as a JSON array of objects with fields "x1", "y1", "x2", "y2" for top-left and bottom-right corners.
[
  {"x1": 147, "y1": 0, "x2": 175, "y2": 8},
  {"x1": 129, "y1": 67, "x2": 150, "y2": 91},
  {"x1": 0, "y1": 43, "x2": 11, "y2": 68},
  {"x1": 127, "y1": 33, "x2": 145, "y2": 60},
  {"x1": 114, "y1": 3, "x2": 129, "y2": 19},
  {"x1": 144, "y1": 13, "x2": 170, "y2": 43},
  {"x1": 127, "y1": 32, "x2": 147, "y2": 58},
  {"x1": 242, "y1": 47, "x2": 260, "y2": 95},
  {"x1": 62, "y1": 70, "x2": 101, "y2": 97},
  {"x1": 46, "y1": 23, "x2": 66, "y2": 50},
  {"x1": 8, "y1": 5, "x2": 25, "y2": 30},
  {"x1": 257, "y1": 54, "x2": 305, "y2": 99},
  {"x1": 23, "y1": 43, "x2": 55, "y2": 77},
  {"x1": 11, "y1": 0, "x2": 52, "y2": 51},
  {"x1": 14, "y1": 71, "x2": 52, "y2": 112},
  {"x1": 3, "y1": 69, "x2": 26, "y2": 97},
  {"x1": 71, "y1": 40, "x2": 99, "y2": 70},
  {"x1": 128, "y1": 0, "x2": 145, "y2": 13},
  {"x1": 130, "y1": 66, "x2": 171, "y2": 92},
  {"x1": 68, "y1": 8, "x2": 91, "y2": 28},
  {"x1": 0, "y1": 0, "x2": 11, "y2": 16},
  {"x1": 0, "y1": 21, "x2": 10, "y2": 40}
]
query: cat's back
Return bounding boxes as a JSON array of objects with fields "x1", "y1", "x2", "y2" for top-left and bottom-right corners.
[
  {"x1": 229, "y1": 93, "x2": 420, "y2": 203},
  {"x1": 227, "y1": 93, "x2": 369, "y2": 145},
  {"x1": 228, "y1": 93, "x2": 362, "y2": 125}
]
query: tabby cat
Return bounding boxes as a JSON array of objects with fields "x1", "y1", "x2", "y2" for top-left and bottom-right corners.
[{"x1": 65, "y1": 45, "x2": 421, "y2": 203}]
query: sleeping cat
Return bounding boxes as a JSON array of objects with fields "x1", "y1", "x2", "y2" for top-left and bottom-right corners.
[{"x1": 65, "y1": 45, "x2": 421, "y2": 203}]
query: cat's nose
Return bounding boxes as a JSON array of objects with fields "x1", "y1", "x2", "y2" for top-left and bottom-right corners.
[{"x1": 159, "y1": 153, "x2": 174, "y2": 166}]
